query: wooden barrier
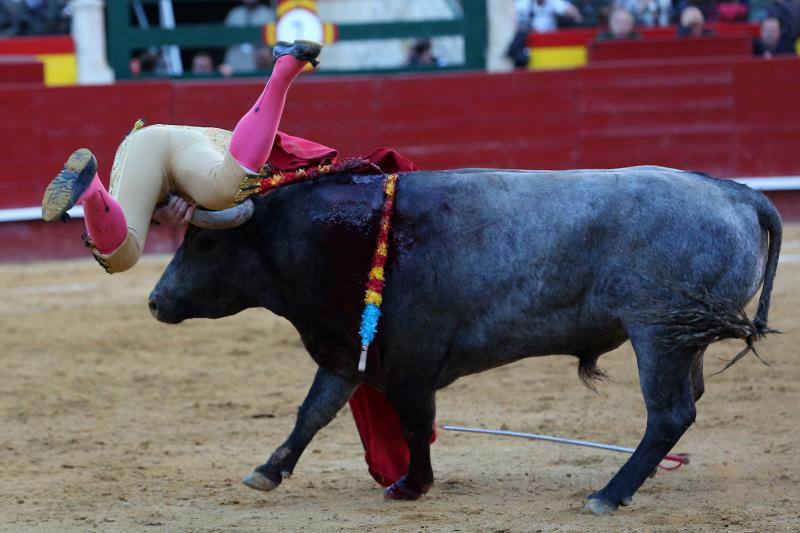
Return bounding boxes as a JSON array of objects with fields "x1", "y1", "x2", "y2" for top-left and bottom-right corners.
[
  {"x1": 0, "y1": 56, "x2": 44, "y2": 84},
  {"x1": 2, "y1": 56, "x2": 799, "y2": 261},
  {"x1": 589, "y1": 36, "x2": 752, "y2": 62},
  {"x1": 525, "y1": 23, "x2": 759, "y2": 69},
  {"x1": 0, "y1": 35, "x2": 76, "y2": 86},
  {"x1": 526, "y1": 23, "x2": 759, "y2": 48}
]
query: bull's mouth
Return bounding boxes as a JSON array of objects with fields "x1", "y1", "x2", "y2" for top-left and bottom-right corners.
[
  {"x1": 148, "y1": 299, "x2": 185, "y2": 324},
  {"x1": 155, "y1": 314, "x2": 185, "y2": 325}
]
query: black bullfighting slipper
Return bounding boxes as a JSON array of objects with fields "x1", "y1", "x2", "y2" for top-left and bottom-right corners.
[
  {"x1": 41, "y1": 148, "x2": 97, "y2": 222},
  {"x1": 272, "y1": 40, "x2": 322, "y2": 67}
]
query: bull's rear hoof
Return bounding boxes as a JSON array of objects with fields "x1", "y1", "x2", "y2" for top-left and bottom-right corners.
[
  {"x1": 583, "y1": 498, "x2": 618, "y2": 516},
  {"x1": 383, "y1": 478, "x2": 429, "y2": 501},
  {"x1": 243, "y1": 470, "x2": 279, "y2": 492}
]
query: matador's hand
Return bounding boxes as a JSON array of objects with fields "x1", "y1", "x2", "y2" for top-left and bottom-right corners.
[{"x1": 152, "y1": 195, "x2": 194, "y2": 226}]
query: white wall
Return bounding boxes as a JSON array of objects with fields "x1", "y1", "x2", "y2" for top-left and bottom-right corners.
[{"x1": 486, "y1": 0, "x2": 516, "y2": 72}]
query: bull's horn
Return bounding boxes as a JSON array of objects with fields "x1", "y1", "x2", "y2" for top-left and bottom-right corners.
[{"x1": 190, "y1": 199, "x2": 254, "y2": 229}]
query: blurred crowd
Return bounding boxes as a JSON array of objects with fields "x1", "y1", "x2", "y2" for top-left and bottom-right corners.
[
  {"x1": 510, "y1": 0, "x2": 800, "y2": 64},
  {"x1": 2, "y1": 0, "x2": 797, "y2": 74},
  {"x1": 0, "y1": 0, "x2": 70, "y2": 36},
  {"x1": 130, "y1": 0, "x2": 275, "y2": 77},
  {"x1": 129, "y1": 0, "x2": 450, "y2": 77}
]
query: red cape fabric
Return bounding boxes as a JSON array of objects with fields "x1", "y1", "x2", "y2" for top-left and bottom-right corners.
[
  {"x1": 269, "y1": 131, "x2": 433, "y2": 487},
  {"x1": 271, "y1": 131, "x2": 420, "y2": 176},
  {"x1": 270, "y1": 131, "x2": 339, "y2": 170}
]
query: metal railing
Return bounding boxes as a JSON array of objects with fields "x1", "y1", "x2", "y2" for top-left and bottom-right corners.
[{"x1": 106, "y1": 0, "x2": 487, "y2": 79}]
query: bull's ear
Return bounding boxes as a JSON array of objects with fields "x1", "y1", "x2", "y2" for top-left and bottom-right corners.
[{"x1": 190, "y1": 199, "x2": 254, "y2": 230}]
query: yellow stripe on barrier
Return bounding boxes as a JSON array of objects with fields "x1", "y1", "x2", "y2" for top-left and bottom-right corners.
[
  {"x1": 37, "y1": 53, "x2": 77, "y2": 86},
  {"x1": 529, "y1": 46, "x2": 587, "y2": 70}
]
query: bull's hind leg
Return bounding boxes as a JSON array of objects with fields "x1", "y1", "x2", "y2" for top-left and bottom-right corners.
[
  {"x1": 585, "y1": 326, "x2": 700, "y2": 515},
  {"x1": 243, "y1": 367, "x2": 357, "y2": 492},
  {"x1": 383, "y1": 380, "x2": 436, "y2": 500}
]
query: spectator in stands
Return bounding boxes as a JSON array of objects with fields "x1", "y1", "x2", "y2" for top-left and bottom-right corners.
[
  {"x1": 255, "y1": 45, "x2": 274, "y2": 70},
  {"x1": 572, "y1": 0, "x2": 613, "y2": 27},
  {"x1": 515, "y1": 0, "x2": 583, "y2": 33},
  {"x1": 677, "y1": 6, "x2": 716, "y2": 36},
  {"x1": 12, "y1": 0, "x2": 69, "y2": 35},
  {"x1": 221, "y1": 45, "x2": 273, "y2": 77},
  {"x1": 615, "y1": 0, "x2": 671, "y2": 26},
  {"x1": 753, "y1": 16, "x2": 798, "y2": 56},
  {"x1": 676, "y1": 0, "x2": 727, "y2": 23},
  {"x1": 191, "y1": 51, "x2": 215, "y2": 74},
  {"x1": 130, "y1": 49, "x2": 162, "y2": 77},
  {"x1": 407, "y1": 39, "x2": 444, "y2": 67},
  {"x1": 716, "y1": 0, "x2": 749, "y2": 23},
  {"x1": 579, "y1": 0, "x2": 599, "y2": 25},
  {"x1": 766, "y1": 0, "x2": 800, "y2": 53},
  {"x1": 224, "y1": 0, "x2": 276, "y2": 72},
  {"x1": 596, "y1": 8, "x2": 642, "y2": 40}
]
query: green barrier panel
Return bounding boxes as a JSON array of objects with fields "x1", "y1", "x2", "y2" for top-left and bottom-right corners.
[{"x1": 106, "y1": 0, "x2": 487, "y2": 79}]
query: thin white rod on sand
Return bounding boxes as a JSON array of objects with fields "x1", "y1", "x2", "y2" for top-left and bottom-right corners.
[
  {"x1": 443, "y1": 425, "x2": 688, "y2": 465},
  {"x1": 444, "y1": 425, "x2": 638, "y2": 454}
]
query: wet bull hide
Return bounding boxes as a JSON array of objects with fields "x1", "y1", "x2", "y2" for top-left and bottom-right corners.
[{"x1": 149, "y1": 166, "x2": 781, "y2": 514}]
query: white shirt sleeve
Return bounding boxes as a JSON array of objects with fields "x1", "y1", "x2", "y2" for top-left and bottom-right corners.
[
  {"x1": 514, "y1": 0, "x2": 531, "y2": 27},
  {"x1": 550, "y1": 0, "x2": 572, "y2": 16}
]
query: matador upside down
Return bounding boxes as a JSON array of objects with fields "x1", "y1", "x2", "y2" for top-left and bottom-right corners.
[
  {"x1": 41, "y1": 40, "x2": 420, "y2": 489},
  {"x1": 42, "y1": 41, "x2": 333, "y2": 272}
]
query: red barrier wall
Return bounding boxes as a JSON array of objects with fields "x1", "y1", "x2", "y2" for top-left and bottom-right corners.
[
  {"x1": 2, "y1": 56, "x2": 800, "y2": 261},
  {"x1": 0, "y1": 56, "x2": 44, "y2": 84},
  {"x1": 588, "y1": 36, "x2": 752, "y2": 62},
  {"x1": 527, "y1": 22, "x2": 759, "y2": 47}
]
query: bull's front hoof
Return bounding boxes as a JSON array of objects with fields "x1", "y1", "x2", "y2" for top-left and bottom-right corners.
[
  {"x1": 242, "y1": 470, "x2": 280, "y2": 492},
  {"x1": 583, "y1": 498, "x2": 618, "y2": 516},
  {"x1": 383, "y1": 476, "x2": 430, "y2": 501}
]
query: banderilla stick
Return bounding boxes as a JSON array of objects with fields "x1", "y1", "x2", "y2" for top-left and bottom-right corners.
[{"x1": 443, "y1": 425, "x2": 689, "y2": 470}]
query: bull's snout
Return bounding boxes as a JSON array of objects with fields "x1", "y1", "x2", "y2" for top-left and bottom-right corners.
[
  {"x1": 147, "y1": 291, "x2": 184, "y2": 324},
  {"x1": 148, "y1": 298, "x2": 159, "y2": 319}
]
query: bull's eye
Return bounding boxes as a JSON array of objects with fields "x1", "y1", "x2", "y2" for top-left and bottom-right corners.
[{"x1": 194, "y1": 234, "x2": 217, "y2": 254}]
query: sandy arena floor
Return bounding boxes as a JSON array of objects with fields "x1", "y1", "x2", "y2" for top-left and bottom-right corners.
[{"x1": 1, "y1": 227, "x2": 799, "y2": 532}]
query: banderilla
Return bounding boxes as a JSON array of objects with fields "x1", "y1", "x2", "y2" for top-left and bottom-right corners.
[{"x1": 443, "y1": 425, "x2": 689, "y2": 470}]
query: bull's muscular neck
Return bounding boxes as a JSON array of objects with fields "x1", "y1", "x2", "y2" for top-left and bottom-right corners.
[{"x1": 252, "y1": 174, "x2": 387, "y2": 367}]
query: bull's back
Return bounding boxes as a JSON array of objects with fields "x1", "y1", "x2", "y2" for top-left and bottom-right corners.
[{"x1": 381, "y1": 166, "x2": 767, "y2": 373}]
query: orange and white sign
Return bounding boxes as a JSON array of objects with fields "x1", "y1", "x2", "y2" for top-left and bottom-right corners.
[{"x1": 264, "y1": 0, "x2": 337, "y2": 46}]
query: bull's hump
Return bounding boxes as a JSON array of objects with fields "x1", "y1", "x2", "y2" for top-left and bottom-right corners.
[
  {"x1": 398, "y1": 166, "x2": 692, "y2": 187},
  {"x1": 396, "y1": 166, "x2": 703, "y2": 196}
]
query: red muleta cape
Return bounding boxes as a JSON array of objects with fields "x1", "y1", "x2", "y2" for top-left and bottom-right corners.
[{"x1": 269, "y1": 131, "x2": 435, "y2": 487}]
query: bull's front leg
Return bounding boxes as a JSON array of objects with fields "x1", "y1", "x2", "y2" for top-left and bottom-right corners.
[{"x1": 243, "y1": 366, "x2": 358, "y2": 492}]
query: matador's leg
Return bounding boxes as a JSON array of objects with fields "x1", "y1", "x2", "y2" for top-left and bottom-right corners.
[
  {"x1": 42, "y1": 126, "x2": 170, "y2": 273},
  {"x1": 42, "y1": 148, "x2": 126, "y2": 253},
  {"x1": 229, "y1": 40, "x2": 322, "y2": 173}
]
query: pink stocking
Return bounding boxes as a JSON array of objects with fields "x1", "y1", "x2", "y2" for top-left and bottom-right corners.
[
  {"x1": 229, "y1": 55, "x2": 307, "y2": 173},
  {"x1": 80, "y1": 174, "x2": 127, "y2": 254}
]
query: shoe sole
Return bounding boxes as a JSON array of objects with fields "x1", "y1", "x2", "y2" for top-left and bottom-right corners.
[
  {"x1": 274, "y1": 40, "x2": 323, "y2": 66},
  {"x1": 42, "y1": 148, "x2": 97, "y2": 222}
]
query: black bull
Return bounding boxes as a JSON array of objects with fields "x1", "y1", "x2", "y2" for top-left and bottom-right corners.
[{"x1": 149, "y1": 166, "x2": 781, "y2": 514}]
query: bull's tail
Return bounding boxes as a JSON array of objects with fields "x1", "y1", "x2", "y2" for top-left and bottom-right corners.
[
  {"x1": 752, "y1": 192, "x2": 782, "y2": 334},
  {"x1": 640, "y1": 192, "x2": 782, "y2": 372}
]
